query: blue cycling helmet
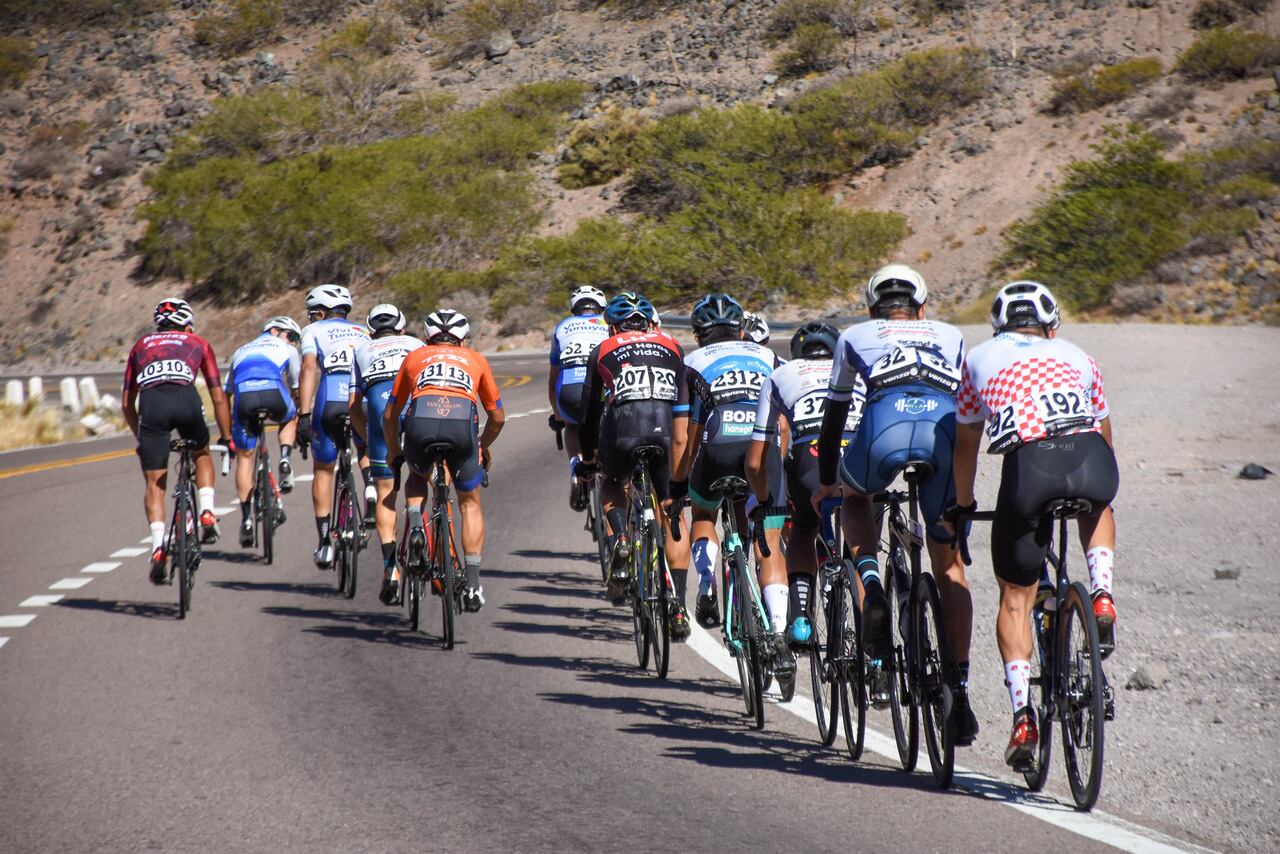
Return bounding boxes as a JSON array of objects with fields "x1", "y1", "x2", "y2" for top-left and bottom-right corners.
[
  {"x1": 604, "y1": 293, "x2": 657, "y2": 331},
  {"x1": 790, "y1": 321, "x2": 839, "y2": 360},
  {"x1": 690, "y1": 293, "x2": 744, "y2": 336}
]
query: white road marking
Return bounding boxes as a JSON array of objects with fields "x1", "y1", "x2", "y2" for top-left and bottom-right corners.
[
  {"x1": 214, "y1": 506, "x2": 235, "y2": 516},
  {"x1": 139, "y1": 537, "x2": 152, "y2": 544},
  {"x1": 81, "y1": 562, "x2": 121, "y2": 574},
  {"x1": 0, "y1": 637, "x2": 7, "y2": 649},
  {"x1": 684, "y1": 624, "x2": 1208, "y2": 854},
  {"x1": 295, "y1": 473, "x2": 314, "y2": 482},
  {"x1": 0, "y1": 615, "x2": 37, "y2": 628},
  {"x1": 49, "y1": 577, "x2": 92, "y2": 590},
  {"x1": 110, "y1": 547, "x2": 148, "y2": 558},
  {"x1": 506, "y1": 408, "x2": 552, "y2": 419},
  {"x1": 20, "y1": 595, "x2": 63, "y2": 607}
]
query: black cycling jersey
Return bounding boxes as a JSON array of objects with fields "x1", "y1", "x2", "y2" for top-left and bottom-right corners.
[{"x1": 580, "y1": 329, "x2": 689, "y2": 460}]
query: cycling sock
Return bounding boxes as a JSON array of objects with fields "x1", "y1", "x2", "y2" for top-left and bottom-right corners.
[
  {"x1": 606, "y1": 508, "x2": 627, "y2": 539},
  {"x1": 407, "y1": 504, "x2": 424, "y2": 530},
  {"x1": 240, "y1": 500, "x2": 251, "y2": 522},
  {"x1": 360, "y1": 465, "x2": 372, "y2": 486},
  {"x1": 764, "y1": 583, "x2": 789, "y2": 634},
  {"x1": 465, "y1": 554, "x2": 481, "y2": 589},
  {"x1": 1004, "y1": 659, "x2": 1032, "y2": 712},
  {"x1": 198, "y1": 487, "x2": 215, "y2": 517},
  {"x1": 1085, "y1": 546, "x2": 1114, "y2": 597},
  {"x1": 855, "y1": 555, "x2": 881, "y2": 593},
  {"x1": 789, "y1": 573, "x2": 812, "y2": 620},
  {"x1": 281, "y1": 444, "x2": 293, "y2": 460},
  {"x1": 315, "y1": 516, "x2": 330, "y2": 543},
  {"x1": 692, "y1": 538, "x2": 719, "y2": 595},
  {"x1": 568, "y1": 454, "x2": 580, "y2": 477},
  {"x1": 670, "y1": 567, "x2": 689, "y2": 605},
  {"x1": 150, "y1": 521, "x2": 166, "y2": 551},
  {"x1": 381, "y1": 540, "x2": 396, "y2": 569}
]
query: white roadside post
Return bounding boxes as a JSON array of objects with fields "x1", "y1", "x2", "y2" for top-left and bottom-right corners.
[
  {"x1": 59, "y1": 377, "x2": 82, "y2": 415},
  {"x1": 28, "y1": 376, "x2": 43, "y2": 403},
  {"x1": 5, "y1": 380, "x2": 23, "y2": 407},
  {"x1": 78, "y1": 377, "x2": 100, "y2": 411}
]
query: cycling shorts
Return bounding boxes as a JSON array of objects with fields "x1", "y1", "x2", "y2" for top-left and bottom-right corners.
[
  {"x1": 597, "y1": 401, "x2": 672, "y2": 501},
  {"x1": 360, "y1": 380, "x2": 401, "y2": 481},
  {"x1": 556, "y1": 381, "x2": 587, "y2": 426},
  {"x1": 231, "y1": 386, "x2": 294, "y2": 452},
  {"x1": 137, "y1": 383, "x2": 209, "y2": 470},
  {"x1": 839, "y1": 384, "x2": 956, "y2": 542},
  {"x1": 992, "y1": 431, "x2": 1119, "y2": 587},
  {"x1": 785, "y1": 441, "x2": 823, "y2": 529},
  {"x1": 402, "y1": 396, "x2": 484, "y2": 493},
  {"x1": 311, "y1": 371, "x2": 364, "y2": 465},
  {"x1": 689, "y1": 403, "x2": 784, "y2": 528}
]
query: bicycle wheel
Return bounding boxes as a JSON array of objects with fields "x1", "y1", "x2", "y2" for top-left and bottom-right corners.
[
  {"x1": 648, "y1": 526, "x2": 670, "y2": 679},
  {"x1": 344, "y1": 484, "x2": 359, "y2": 600},
  {"x1": 1023, "y1": 604, "x2": 1054, "y2": 791},
  {"x1": 259, "y1": 458, "x2": 275, "y2": 565},
  {"x1": 810, "y1": 562, "x2": 839, "y2": 746},
  {"x1": 631, "y1": 517, "x2": 651, "y2": 669},
  {"x1": 885, "y1": 545, "x2": 919, "y2": 771},
  {"x1": 739, "y1": 561, "x2": 767, "y2": 731},
  {"x1": 915, "y1": 573, "x2": 955, "y2": 789},
  {"x1": 436, "y1": 507, "x2": 455, "y2": 650},
  {"x1": 836, "y1": 562, "x2": 866, "y2": 761},
  {"x1": 171, "y1": 490, "x2": 190, "y2": 620},
  {"x1": 590, "y1": 477, "x2": 610, "y2": 584},
  {"x1": 1059, "y1": 581, "x2": 1106, "y2": 810}
]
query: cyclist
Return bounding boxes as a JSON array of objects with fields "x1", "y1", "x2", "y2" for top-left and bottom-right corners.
[
  {"x1": 669, "y1": 294, "x2": 791, "y2": 676},
  {"x1": 224, "y1": 316, "x2": 302, "y2": 548},
  {"x1": 348, "y1": 303, "x2": 426, "y2": 606},
  {"x1": 385, "y1": 309, "x2": 503, "y2": 612},
  {"x1": 296, "y1": 284, "x2": 371, "y2": 569},
  {"x1": 121, "y1": 298, "x2": 233, "y2": 583},
  {"x1": 577, "y1": 292, "x2": 693, "y2": 640},
  {"x1": 952, "y1": 280, "x2": 1119, "y2": 769},
  {"x1": 547, "y1": 286, "x2": 610, "y2": 511},
  {"x1": 747, "y1": 322, "x2": 863, "y2": 645},
  {"x1": 743, "y1": 311, "x2": 770, "y2": 346},
  {"x1": 811, "y1": 263, "x2": 979, "y2": 746}
]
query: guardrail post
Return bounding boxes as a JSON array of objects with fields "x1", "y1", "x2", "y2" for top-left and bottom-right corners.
[
  {"x1": 28, "y1": 377, "x2": 43, "y2": 402},
  {"x1": 5, "y1": 380, "x2": 23, "y2": 407},
  {"x1": 59, "y1": 377, "x2": 82, "y2": 415},
  {"x1": 78, "y1": 377, "x2": 100, "y2": 411}
]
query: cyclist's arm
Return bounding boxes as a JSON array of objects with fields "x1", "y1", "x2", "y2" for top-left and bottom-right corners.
[
  {"x1": 1098, "y1": 415, "x2": 1113, "y2": 449},
  {"x1": 953, "y1": 421, "x2": 983, "y2": 508},
  {"x1": 384, "y1": 362, "x2": 412, "y2": 460},
  {"x1": 547, "y1": 367, "x2": 560, "y2": 418},
  {"x1": 476, "y1": 356, "x2": 504, "y2": 451},
  {"x1": 746, "y1": 377, "x2": 777, "y2": 501},
  {"x1": 816, "y1": 398, "x2": 851, "y2": 486},
  {"x1": 208, "y1": 384, "x2": 232, "y2": 441},
  {"x1": 298, "y1": 353, "x2": 318, "y2": 415},
  {"x1": 745, "y1": 439, "x2": 769, "y2": 503},
  {"x1": 348, "y1": 387, "x2": 367, "y2": 441},
  {"x1": 579, "y1": 349, "x2": 604, "y2": 460},
  {"x1": 671, "y1": 415, "x2": 699, "y2": 482},
  {"x1": 481, "y1": 405, "x2": 505, "y2": 449}
]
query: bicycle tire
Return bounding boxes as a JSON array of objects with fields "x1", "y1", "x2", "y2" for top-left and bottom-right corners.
[
  {"x1": 835, "y1": 561, "x2": 866, "y2": 761},
  {"x1": 810, "y1": 562, "x2": 840, "y2": 746},
  {"x1": 885, "y1": 545, "x2": 919, "y2": 772},
  {"x1": 1023, "y1": 603, "x2": 1054, "y2": 791},
  {"x1": 648, "y1": 523, "x2": 670, "y2": 679},
  {"x1": 436, "y1": 505, "x2": 455, "y2": 650},
  {"x1": 631, "y1": 523, "x2": 651, "y2": 670},
  {"x1": 740, "y1": 559, "x2": 767, "y2": 731},
  {"x1": 171, "y1": 484, "x2": 189, "y2": 620},
  {"x1": 590, "y1": 477, "x2": 610, "y2": 584},
  {"x1": 344, "y1": 483, "x2": 358, "y2": 600},
  {"x1": 915, "y1": 573, "x2": 955, "y2": 789},
  {"x1": 1059, "y1": 581, "x2": 1106, "y2": 810},
  {"x1": 333, "y1": 475, "x2": 351, "y2": 594},
  {"x1": 408, "y1": 572, "x2": 422, "y2": 632},
  {"x1": 260, "y1": 456, "x2": 275, "y2": 565}
]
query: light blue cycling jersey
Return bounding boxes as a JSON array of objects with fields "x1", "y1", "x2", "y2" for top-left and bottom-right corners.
[
  {"x1": 352, "y1": 333, "x2": 425, "y2": 479},
  {"x1": 684, "y1": 340, "x2": 781, "y2": 433},
  {"x1": 224, "y1": 332, "x2": 300, "y2": 395},
  {"x1": 550, "y1": 314, "x2": 609, "y2": 391}
]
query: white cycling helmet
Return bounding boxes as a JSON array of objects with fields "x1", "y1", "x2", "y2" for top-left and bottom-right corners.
[
  {"x1": 263, "y1": 315, "x2": 302, "y2": 338},
  {"x1": 366, "y1": 303, "x2": 407, "y2": 334},
  {"x1": 424, "y1": 308, "x2": 470, "y2": 343},
  {"x1": 305, "y1": 284, "x2": 353, "y2": 312},
  {"x1": 990, "y1": 280, "x2": 1061, "y2": 333},
  {"x1": 569, "y1": 286, "x2": 607, "y2": 313},
  {"x1": 154, "y1": 297, "x2": 194, "y2": 329},
  {"x1": 743, "y1": 311, "x2": 770, "y2": 345},
  {"x1": 865, "y1": 263, "x2": 928, "y2": 309}
]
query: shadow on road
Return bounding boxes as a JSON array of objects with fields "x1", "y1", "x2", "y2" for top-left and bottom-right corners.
[
  {"x1": 202, "y1": 549, "x2": 268, "y2": 566},
  {"x1": 473, "y1": 651, "x2": 734, "y2": 698},
  {"x1": 56, "y1": 598, "x2": 179, "y2": 619},
  {"x1": 508, "y1": 548, "x2": 597, "y2": 564},
  {"x1": 210, "y1": 580, "x2": 336, "y2": 598},
  {"x1": 257, "y1": 603, "x2": 453, "y2": 649}
]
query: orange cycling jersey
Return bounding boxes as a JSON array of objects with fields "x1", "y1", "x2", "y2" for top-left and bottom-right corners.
[{"x1": 390, "y1": 344, "x2": 502, "y2": 411}]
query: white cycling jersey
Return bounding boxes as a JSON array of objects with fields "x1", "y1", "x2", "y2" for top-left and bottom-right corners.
[
  {"x1": 225, "y1": 332, "x2": 300, "y2": 393},
  {"x1": 684, "y1": 339, "x2": 781, "y2": 413},
  {"x1": 300, "y1": 317, "x2": 369, "y2": 375},
  {"x1": 353, "y1": 334, "x2": 425, "y2": 391},
  {"x1": 829, "y1": 319, "x2": 965, "y2": 400},
  {"x1": 753, "y1": 358, "x2": 864, "y2": 444},
  {"x1": 550, "y1": 314, "x2": 610, "y2": 385},
  {"x1": 957, "y1": 331, "x2": 1109, "y2": 454}
]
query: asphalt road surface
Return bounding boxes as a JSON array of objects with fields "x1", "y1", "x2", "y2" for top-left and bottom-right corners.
[{"x1": 0, "y1": 354, "x2": 1200, "y2": 853}]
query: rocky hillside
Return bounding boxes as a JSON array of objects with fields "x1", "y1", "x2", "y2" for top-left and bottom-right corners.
[{"x1": 0, "y1": 0, "x2": 1277, "y2": 365}]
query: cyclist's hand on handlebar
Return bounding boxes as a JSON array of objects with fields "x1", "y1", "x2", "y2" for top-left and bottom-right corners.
[
  {"x1": 942, "y1": 499, "x2": 977, "y2": 523},
  {"x1": 668, "y1": 478, "x2": 688, "y2": 502},
  {"x1": 296, "y1": 413, "x2": 313, "y2": 447},
  {"x1": 218, "y1": 436, "x2": 235, "y2": 455},
  {"x1": 548, "y1": 414, "x2": 565, "y2": 431},
  {"x1": 810, "y1": 481, "x2": 842, "y2": 513},
  {"x1": 481, "y1": 446, "x2": 492, "y2": 471}
]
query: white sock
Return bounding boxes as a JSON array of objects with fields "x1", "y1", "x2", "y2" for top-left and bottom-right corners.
[
  {"x1": 764, "y1": 583, "x2": 789, "y2": 634},
  {"x1": 365, "y1": 483, "x2": 377, "y2": 502},
  {"x1": 150, "y1": 521, "x2": 166, "y2": 551},
  {"x1": 198, "y1": 487, "x2": 215, "y2": 516},
  {"x1": 1005, "y1": 659, "x2": 1032, "y2": 713},
  {"x1": 692, "y1": 539, "x2": 719, "y2": 595},
  {"x1": 1086, "y1": 546, "x2": 1114, "y2": 596}
]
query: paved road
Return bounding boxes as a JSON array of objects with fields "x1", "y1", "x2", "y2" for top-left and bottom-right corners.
[{"x1": 0, "y1": 355, "x2": 1182, "y2": 852}]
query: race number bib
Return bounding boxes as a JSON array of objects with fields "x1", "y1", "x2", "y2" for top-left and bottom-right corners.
[
  {"x1": 614, "y1": 364, "x2": 677, "y2": 403},
  {"x1": 416, "y1": 361, "x2": 474, "y2": 395},
  {"x1": 1036, "y1": 387, "x2": 1094, "y2": 436},
  {"x1": 139, "y1": 358, "x2": 195, "y2": 385},
  {"x1": 322, "y1": 346, "x2": 353, "y2": 373},
  {"x1": 361, "y1": 354, "x2": 405, "y2": 386},
  {"x1": 708, "y1": 368, "x2": 766, "y2": 404},
  {"x1": 867, "y1": 346, "x2": 960, "y2": 393},
  {"x1": 985, "y1": 403, "x2": 1020, "y2": 454},
  {"x1": 558, "y1": 339, "x2": 592, "y2": 367}
]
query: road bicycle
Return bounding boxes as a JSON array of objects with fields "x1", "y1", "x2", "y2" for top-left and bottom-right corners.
[
  {"x1": 401, "y1": 443, "x2": 465, "y2": 649},
  {"x1": 809, "y1": 496, "x2": 867, "y2": 759},
  {"x1": 876, "y1": 465, "x2": 956, "y2": 788},
  {"x1": 162, "y1": 439, "x2": 227, "y2": 619},
  {"x1": 619, "y1": 446, "x2": 673, "y2": 679},
  {"x1": 243, "y1": 409, "x2": 285, "y2": 565},
  {"x1": 328, "y1": 415, "x2": 367, "y2": 599},
  {"x1": 963, "y1": 498, "x2": 1116, "y2": 811}
]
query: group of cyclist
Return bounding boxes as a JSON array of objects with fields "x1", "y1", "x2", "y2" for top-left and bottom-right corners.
[{"x1": 121, "y1": 262, "x2": 1119, "y2": 770}]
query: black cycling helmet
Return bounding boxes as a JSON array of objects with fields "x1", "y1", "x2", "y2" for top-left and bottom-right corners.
[
  {"x1": 789, "y1": 321, "x2": 839, "y2": 360},
  {"x1": 604, "y1": 292, "x2": 657, "y2": 332},
  {"x1": 690, "y1": 293, "x2": 744, "y2": 336}
]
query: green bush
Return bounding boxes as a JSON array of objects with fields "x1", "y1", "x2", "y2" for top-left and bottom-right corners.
[
  {"x1": 1176, "y1": 27, "x2": 1280, "y2": 80},
  {"x1": 140, "y1": 81, "x2": 588, "y2": 298},
  {"x1": 774, "y1": 23, "x2": 842, "y2": 78},
  {"x1": 193, "y1": 0, "x2": 283, "y2": 58},
  {"x1": 766, "y1": 0, "x2": 861, "y2": 40},
  {"x1": 558, "y1": 103, "x2": 653, "y2": 188},
  {"x1": 0, "y1": 36, "x2": 35, "y2": 90},
  {"x1": 1048, "y1": 57, "x2": 1162, "y2": 114},
  {"x1": 435, "y1": 0, "x2": 555, "y2": 64},
  {"x1": 1190, "y1": 0, "x2": 1238, "y2": 28}
]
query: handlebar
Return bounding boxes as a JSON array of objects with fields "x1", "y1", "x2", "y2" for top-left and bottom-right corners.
[
  {"x1": 549, "y1": 414, "x2": 564, "y2": 450},
  {"x1": 665, "y1": 496, "x2": 686, "y2": 543},
  {"x1": 952, "y1": 507, "x2": 995, "y2": 567},
  {"x1": 209, "y1": 443, "x2": 232, "y2": 476}
]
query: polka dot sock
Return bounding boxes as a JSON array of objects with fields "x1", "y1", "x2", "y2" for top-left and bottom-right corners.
[
  {"x1": 1005, "y1": 659, "x2": 1032, "y2": 713},
  {"x1": 1086, "y1": 547, "x2": 1114, "y2": 597}
]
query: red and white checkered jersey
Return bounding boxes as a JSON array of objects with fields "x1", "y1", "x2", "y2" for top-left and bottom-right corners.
[{"x1": 956, "y1": 332, "x2": 1109, "y2": 454}]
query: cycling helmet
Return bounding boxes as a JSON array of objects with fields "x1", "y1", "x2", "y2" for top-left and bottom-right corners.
[
  {"x1": 423, "y1": 308, "x2": 470, "y2": 343},
  {"x1": 865, "y1": 264, "x2": 928, "y2": 311},
  {"x1": 262, "y1": 315, "x2": 302, "y2": 338},
  {"x1": 366, "y1": 303, "x2": 407, "y2": 334},
  {"x1": 569, "y1": 286, "x2": 607, "y2": 313},
  {"x1": 154, "y1": 297, "x2": 194, "y2": 329},
  {"x1": 743, "y1": 311, "x2": 770, "y2": 345},
  {"x1": 990, "y1": 280, "x2": 1061, "y2": 333},
  {"x1": 690, "y1": 293, "x2": 744, "y2": 336},
  {"x1": 305, "y1": 284, "x2": 353, "y2": 312},
  {"x1": 603, "y1": 293, "x2": 657, "y2": 331},
  {"x1": 789, "y1": 321, "x2": 839, "y2": 360}
]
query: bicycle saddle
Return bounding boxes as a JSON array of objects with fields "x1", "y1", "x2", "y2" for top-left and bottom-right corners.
[
  {"x1": 1043, "y1": 497, "x2": 1093, "y2": 519},
  {"x1": 423, "y1": 442, "x2": 455, "y2": 458},
  {"x1": 709, "y1": 475, "x2": 749, "y2": 496},
  {"x1": 631, "y1": 444, "x2": 665, "y2": 463}
]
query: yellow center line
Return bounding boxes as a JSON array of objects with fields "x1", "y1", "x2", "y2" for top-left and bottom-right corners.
[
  {"x1": 0, "y1": 448, "x2": 135, "y2": 481},
  {"x1": 498, "y1": 374, "x2": 532, "y2": 390}
]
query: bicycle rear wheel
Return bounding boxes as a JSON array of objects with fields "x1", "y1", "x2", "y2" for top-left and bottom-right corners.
[
  {"x1": 915, "y1": 573, "x2": 955, "y2": 789},
  {"x1": 1059, "y1": 581, "x2": 1106, "y2": 810},
  {"x1": 885, "y1": 545, "x2": 918, "y2": 771},
  {"x1": 739, "y1": 561, "x2": 767, "y2": 731},
  {"x1": 589, "y1": 477, "x2": 609, "y2": 584},
  {"x1": 344, "y1": 484, "x2": 359, "y2": 600},
  {"x1": 631, "y1": 526, "x2": 651, "y2": 670},
  {"x1": 171, "y1": 489, "x2": 191, "y2": 619},
  {"x1": 648, "y1": 526, "x2": 670, "y2": 679},
  {"x1": 810, "y1": 562, "x2": 839, "y2": 746},
  {"x1": 259, "y1": 458, "x2": 275, "y2": 565},
  {"x1": 836, "y1": 563, "x2": 866, "y2": 761},
  {"x1": 435, "y1": 508, "x2": 455, "y2": 650},
  {"x1": 1023, "y1": 604, "x2": 1054, "y2": 791}
]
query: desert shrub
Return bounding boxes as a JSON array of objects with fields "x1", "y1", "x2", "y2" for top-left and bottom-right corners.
[
  {"x1": 0, "y1": 214, "x2": 15, "y2": 259},
  {"x1": 11, "y1": 121, "x2": 86, "y2": 181},
  {"x1": 1, "y1": 0, "x2": 166, "y2": 28},
  {"x1": 774, "y1": 23, "x2": 842, "y2": 78},
  {"x1": 434, "y1": 0, "x2": 556, "y2": 63},
  {"x1": 192, "y1": 0, "x2": 283, "y2": 58},
  {"x1": 139, "y1": 81, "x2": 587, "y2": 298},
  {"x1": 1233, "y1": 0, "x2": 1273, "y2": 11},
  {"x1": 395, "y1": 0, "x2": 447, "y2": 24},
  {"x1": 285, "y1": 0, "x2": 349, "y2": 23},
  {"x1": 316, "y1": 16, "x2": 402, "y2": 61},
  {"x1": 558, "y1": 103, "x2": 652, "y2": 188},
  {"x1": 1190, "y1": 0, "x2": 1237, "y2": 28},
  {"x1": 1048, "y1": 56, "x2": 1162, "y2": 114},
  {"x1": 766, "y1": 0, "x2": 861, "y2": 40},
  {"x1": 0, "y1": 37, "x2": 36, "y2": 90},
  {"x1": 1176, "y1": 27, "x2": 1280, "y2": 80},
  {"x1": 909, "y1": 0, "x2": 965, "y2": 20}
]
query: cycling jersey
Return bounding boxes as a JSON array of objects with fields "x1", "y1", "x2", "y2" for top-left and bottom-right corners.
[
  {"x1": 829, "y1": 319, "x2": 965, "y2": 401},
  {"x1": 224, "y1": 332, "x2": 300, "y2": 451},
  {"x1": 123, "y1": 331, "x2": 221, "y2": 398},
  {"x1": 353, "y1": 334, "x2": 425, "y2": 480},
  {"x1": 753, "y1": 358, "x2": 864, "y2": 447},
  {"x1": 550, "y1": 313, "x2": 610, "y2": 425},
  {"x1": 300, "y1": 317, "x2": 369, "y2": 464},
  {"x1": 956, "y1": 332, "x2": 1109, "y2": 455},
  {"x1": 391, "y1": 344, "x2": 502, "y2": 412}
]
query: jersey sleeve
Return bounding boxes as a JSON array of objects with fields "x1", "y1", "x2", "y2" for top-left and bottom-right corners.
[
  {"x1": 199, "y1": 339, "x2": 222, "y2": 389},
  {"x1": 549, "y1": 324, "x2": 562, "y2": 367},
  {"x1": 1088, "y1": 356, "x2": 1109, "y2": 420},
  {"x1": 300, "y1": 325, "x2": 318, "y2": 357},
  {"x1": 827, "y1": 335, "x2": 860, "y2": 402},
  {"x1": 688, "y1": 371, "x2": 714, "y2": 424},
  {"x1": 121, "y1": 345, "x2": 140, "y2": 398},
  {"x1": 351, "y1": 354, "x2": 365, "y2": 396},
  {"x1": 751, "y1": 376, "x2": 778, "y2": 441},
  {"x1": 475, "y1": 354, "x2": 502, "y2": 411},
  {"x1": 223, "y1": 360, "x2": 235, "y2": 394},
  {"x1": 955, "y1": 359, "x2": 986, "y2": 424},
  {"x1": 389, "y1": 354, "x2": 414, "y2": 409},
  {"x1": 672, "y1": 344, "x2": 691, "y2": 417},
  {"x1": 286, "y1": 345, "x2": 301, "y2": 389}
]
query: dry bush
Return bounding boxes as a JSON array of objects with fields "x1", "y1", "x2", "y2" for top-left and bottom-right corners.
[
  {"x1": 0, "y1": 402, "x2": 74, "y2": 451},
  {"x1": 766, "y1": 0, "x2": 862, "y2": 41},
  {"x1": 0, "y1": 36, "x2": 36, "y2": 90},
  {"x1": 193, "y1": 0, "x2": 283, "y2": 57},
  {"x1": 1190, "y1": 0, "x2": 1237, "y2": 28},
  {"x1": 1177, "y1": 27, "x2": 1280, "y2": 80},
  {"x1": 86, "y1": 67, "x2": 119, "y2": 98},
  {"x1": 394, "y1": 0, "x2": 446, "y2": 24},
  {"x1": 1049, "y1": 57, "x2": 1163, "y2": 114},
  {"x1": 774, "y1": 22, "x2": 843, "y2": 78},
  {"x1": 1139, "y1": 83, "x2": 1196, "y2": 120},
  {"x1": 434, "y1": 0, "x2": 555, "y2": 64},
  {"x1": 12, "y1": 122, "x2": 85, "y2": 181}
]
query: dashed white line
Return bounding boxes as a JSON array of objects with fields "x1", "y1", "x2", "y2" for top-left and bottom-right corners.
[
  {"x1": 0, "y1": 615, "x2": 37, "y2": 628},
  {"x1": 506, "y1": 408, "x2": 552, "y2": 420},
  {"x1": 49, "y1": 577, "x2": 92, "y2": 591},
  {"x1": 138, "y1": 536, "x2": 152, "y2": 544},
  {"x1": 110, "y1": 547, "x2": 148, "y2": 558},
  {"x1": 81, "y1": 562, "x2": 120, "y2": 574},
  {"x1": 0, "y1": 637, "x2": 8, "y2": 649},
  {"x1": 295, "y1": 473, "x2": 314, "y2": 483},
  {"x1": 20, "y1": 595, "x2": 64, "y2": 607}
]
